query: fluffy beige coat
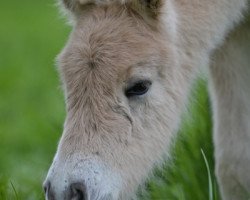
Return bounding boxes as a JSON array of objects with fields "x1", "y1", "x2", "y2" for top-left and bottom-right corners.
[{"x1": 44, "y1": 0, "x2": 250, "y2": 199}]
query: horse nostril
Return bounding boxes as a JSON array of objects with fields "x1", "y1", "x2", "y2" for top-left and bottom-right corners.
[
  {"x1": 43, "y1": 181, "x2": 55, "y2": 200},
  {"x1": 43, "y1": 181, "x2": 49, "y2": 194},
  {"x1": 70, "y1": 182, "x2": 87, "y2": 200}
]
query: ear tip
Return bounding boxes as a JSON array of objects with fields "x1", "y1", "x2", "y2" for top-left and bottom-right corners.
[{"x1": 137, "y1": 0, "x2": 164, "y2": 18}]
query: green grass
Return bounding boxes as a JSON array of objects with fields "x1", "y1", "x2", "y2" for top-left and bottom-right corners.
[{"x1": 0, "y1": 1, "x2": 219, "y2": 199}]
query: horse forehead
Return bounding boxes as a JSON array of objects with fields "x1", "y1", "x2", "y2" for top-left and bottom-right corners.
[
  {"x1": 71, "y1": 27, "x2": 149, "y2": 65},
  {"x1": 64, "y1": 30, "x2": 152, "y2": 84},
  {"x1": 60, "y1": 6, "x2": 163, "y2": 86},
  {"x1": 70, "y1": 7, "x2": 156, "y2": 62}
]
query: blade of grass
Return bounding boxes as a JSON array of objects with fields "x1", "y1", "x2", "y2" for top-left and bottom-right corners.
[
  {"x1": 10, "y1": 181, "x2": 19, "y2": 200},
  {"x1": 201, "y1": 149, "x2": 213, "y2": 200}
]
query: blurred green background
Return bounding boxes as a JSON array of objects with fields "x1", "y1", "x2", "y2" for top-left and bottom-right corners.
[{"x1": 0, "y1": 0, "x2": 217, "y2": 199}]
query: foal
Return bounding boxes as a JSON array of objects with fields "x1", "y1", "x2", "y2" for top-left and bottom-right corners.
[{"x1": 44, "y1": 0, "x2": 250, "y2": 199}]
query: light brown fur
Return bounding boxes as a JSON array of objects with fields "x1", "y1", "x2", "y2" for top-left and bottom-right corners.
[{"x1": 44, "y1": 0, "x2": 250, "y2": 199}]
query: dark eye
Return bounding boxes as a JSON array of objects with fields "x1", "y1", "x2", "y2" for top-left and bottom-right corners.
[{"x1": 125, "y1": 80, "x2": 152, "y2": 98}]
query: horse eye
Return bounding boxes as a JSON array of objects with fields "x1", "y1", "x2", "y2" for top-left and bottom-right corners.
[{"x1": 125, "y1": 80, "x2": 152, "y2": 98}]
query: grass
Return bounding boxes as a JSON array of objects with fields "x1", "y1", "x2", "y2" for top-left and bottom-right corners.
[
  {"x1": 0, "y1": 0, "x2": 219, "y2": 199},
  {"x1": 201, "y1": 149, "x2": 214, "y2": 200}
]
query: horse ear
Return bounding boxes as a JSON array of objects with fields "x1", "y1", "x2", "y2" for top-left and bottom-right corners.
[
  {"x1": 58, "y1": 0, "x2": 92, "y2": 23},
  {"x1": 130, "y1": 0, "x2": 164, "y2": 20},
  {"x1": 60, "y1": 0, "x2": 81, "y2": 13}
]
